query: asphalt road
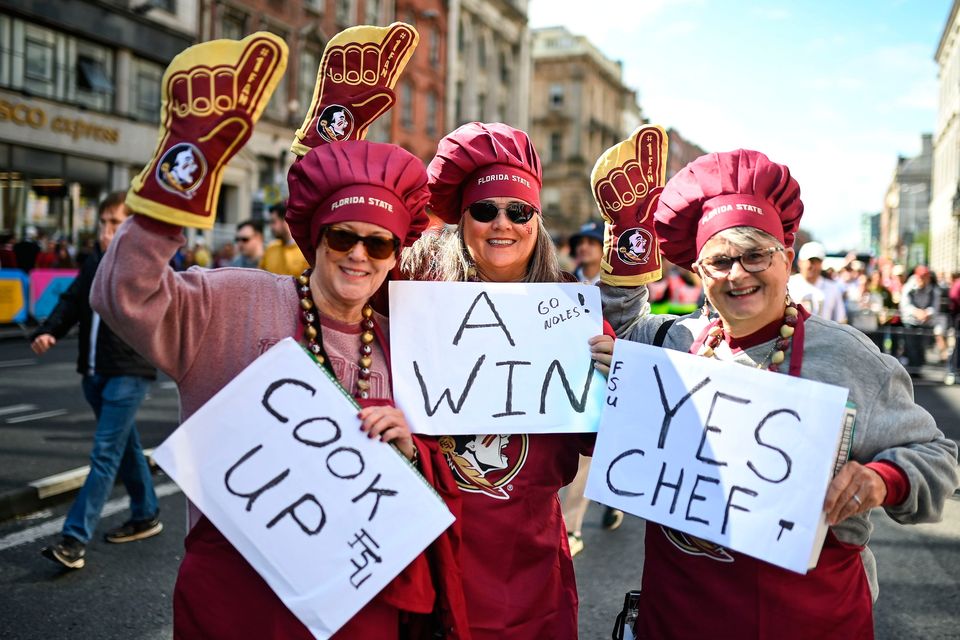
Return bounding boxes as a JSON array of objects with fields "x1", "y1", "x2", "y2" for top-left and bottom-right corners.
[{"x1": 0, "y1": 334, "x2": 957, "y2": 639}]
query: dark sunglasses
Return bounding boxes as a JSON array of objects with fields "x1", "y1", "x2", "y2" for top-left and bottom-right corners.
[
  {"x1": 323, "y1": 227, "x2": 399, "y2": 260},
  {"x1": 234, "y1": 236, "x2": 253, "y2": 243},
  {"x1": 467, "y1": 201, "x2": 539, "y2": 224}
]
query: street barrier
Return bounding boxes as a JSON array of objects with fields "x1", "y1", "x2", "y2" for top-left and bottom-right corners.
[
  {"x1": 0, "y1": 269, "x2": 29, "y2": 323},
  {"x1": 29, "y1": 269, "x2": 78, "y2": 321}
]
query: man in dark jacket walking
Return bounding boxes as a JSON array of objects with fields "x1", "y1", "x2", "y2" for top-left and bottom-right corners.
[{"x1": 31, "y1": 192, "x2": 161, "y2": 570}]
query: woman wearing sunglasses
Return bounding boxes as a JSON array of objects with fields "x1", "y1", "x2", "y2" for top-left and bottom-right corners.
[
  {"x1": 91, "y1": 140, "x2": 471, "y2": 639},
  {"x1": 593, "y1": 149, "x2": 958, "y2": 639},
  {"x1": 402, "y1": 122, "x2": 606, "y2": 639}
]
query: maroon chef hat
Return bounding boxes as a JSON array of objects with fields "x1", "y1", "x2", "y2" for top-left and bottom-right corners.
[
  {"x1": 427, "y1": 122, "x2": 542, "y2": 223},
  {"x1": 654, "y1": 149, "x2": 803, "y2": 270},
  {"x1": 286, "y1": 140, "x2": 431, "y2": 265}
]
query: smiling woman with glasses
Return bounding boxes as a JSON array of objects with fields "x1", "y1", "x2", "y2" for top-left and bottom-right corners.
[
  {"x1": 399, "y1": 122, "x2": 610, "y2": 639},
  {"x1": 591, "y1": 147, "x2": 959, "y2": 640}
]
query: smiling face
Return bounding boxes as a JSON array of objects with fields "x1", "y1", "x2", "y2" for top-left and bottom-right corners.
[
  {"x1": 310, "y1": 221, "x2": 397, "y2": 322},
  {"x1": 694, "y1": 231, "x2": 794, "y2": 337},
  {"x1": 462, "y1": 196, "x2": 539, "y2": 282}
]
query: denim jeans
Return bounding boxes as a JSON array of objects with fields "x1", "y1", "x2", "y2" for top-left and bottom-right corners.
[{"x1": 62, "y1": 374, "x2": 157, "y2": 543}]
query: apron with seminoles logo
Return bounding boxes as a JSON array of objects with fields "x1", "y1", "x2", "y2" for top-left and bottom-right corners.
[{"x1": 437, "y1": 432, "x2": 593, "y2": 640}]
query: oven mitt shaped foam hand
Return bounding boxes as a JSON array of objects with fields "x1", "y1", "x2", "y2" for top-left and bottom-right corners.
[
  {"x1": 290, "y1": 22, "x2": 418, "y2": 155},
  {"x1": 591, "y1": 124, "x2": 668, "y2": 286},
  {"x1": 126, "y1": 32, "x2": 288, "y2": 229}
]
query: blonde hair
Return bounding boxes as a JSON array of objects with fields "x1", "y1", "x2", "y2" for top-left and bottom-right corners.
[{"x1": 401, "y1": 216, "x2": 563, "y2": 283}]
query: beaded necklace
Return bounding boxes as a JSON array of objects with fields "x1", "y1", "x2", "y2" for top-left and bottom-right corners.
[
  {"x1": 694, "y1": 299, "x2": 800, "y2": 373},
  {"x1": 296, "y1": 269, "x2": 377, "y2": 399}
]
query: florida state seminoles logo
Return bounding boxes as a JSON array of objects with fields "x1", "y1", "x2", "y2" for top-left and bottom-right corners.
[
  {"x1": 662, "y1": 526, "x2": 734, "y2": 563},
  {"x1": 156, "y1": 143, "x2": 207, "y2": 199},
  {"x1": 317, "y1": 104, "x2": 355, "y2": 142},
  {"x1": 616, "y1": 227, "x2": 653, "y2": 266},
  {"x1": 439, "y1": 434, "x2": 529, "y2": 500}
]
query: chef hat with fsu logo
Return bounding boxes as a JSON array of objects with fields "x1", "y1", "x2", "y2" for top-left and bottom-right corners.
[
  {"x1": 426, "y1": 122, "x2": 542, "y2": 223},
  {"x1": 286, "y1": 140, "x2": 431, "y2": 265},
  {"x1": 654, "y1": 149, "x2": 804, "y2": 270}
]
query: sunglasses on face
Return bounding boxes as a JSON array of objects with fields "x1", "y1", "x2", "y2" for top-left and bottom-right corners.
[
  {"x1": 466, "y1": 201, "x2": 539, "y2": 224},
  {"x1": 234, "y1": 236, "x2": 253, "y2": 243},
  {"x1": 695, "y1": 246, "x2": 783, "y2": 278},
  {"x1": 323, "y1": 227, "x2": 399, "y2": 260}
]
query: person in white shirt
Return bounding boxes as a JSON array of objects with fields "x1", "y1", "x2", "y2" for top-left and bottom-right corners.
[{"x1": 789, "y1": 241, "x2": 847, "y2": 323}]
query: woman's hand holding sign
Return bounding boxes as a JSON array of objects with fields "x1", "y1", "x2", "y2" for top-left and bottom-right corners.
[
  {"x1": 359, "y1": 406, "x2": 416, "y2": 461},
  {"x1": 823, "y1": 461, "x2": 887, "y2": 525},
  {"x1": 589, "y1": 334, "x2": 615, "y2": 377}
]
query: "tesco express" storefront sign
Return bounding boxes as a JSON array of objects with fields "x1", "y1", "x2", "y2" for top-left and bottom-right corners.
[{"x1": 0, "y1": 98, "x2": 119, "y2": 144}]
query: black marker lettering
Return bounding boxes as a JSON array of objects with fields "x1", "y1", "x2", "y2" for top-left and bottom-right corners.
[
  {"x1": 223, "y1": 444, "x2": 290, "y2": 512},
  {"x1": 652, "y1": 462, "x2": 684, "y2": 514},
  {"x1": 696, "y1": 391, "x2": 751, "y2": 467},
  {"x1": 654, "y1": 366, "x2": 711, "y2": 449},
  {"x1": 326, "y1": 447, "x2": 365, "y2": 480},
  {"x1": 721, "y1": 485, "x2": 758, "y2": 535},
  {"x1": 539, "y1": 359, "x2": 594, "y2": 414},
  {"x1": 493, "y1": 360, "x2": 531, "y2": 418},
  {"x1": 414, "y1": 355, "x2": 485, "y2": 416},
  {"x1": 453, "y1": 291, "x2": 515, "y2": 346},
  {"x1": 748, "y1": 409, "x2": 797, "y2": 484},
  {"x1": 266, "y1": 493, "x2": 326, "y2": 535},
  {"x1": 293, "y1": 416, "x2": 341, "y2": 448},
  {"x1": 261, "y1": 378, "x2": 316, "y2": 423},
  {"x1": 606, "y1": 449, "x2": 646, "y2": 496},
  {"x1": 685, "y1": 474, "x2": 719, "y2": 526},
  {"x1": 351, "y1": 473, "x2": 398, "y2": 521}
]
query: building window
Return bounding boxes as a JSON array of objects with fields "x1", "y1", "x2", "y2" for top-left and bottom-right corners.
[
  {"x1": 400, "y1": 81, "x2": 413, "y2": 129},
  {"x1": 455, "y1": 80, "x2": 464, "y2": 125},
  {"x1": 477, "y1": 34, "x2": 486, "y2": 67},
  {"x1": 221, "y1": 11, "x2": 247, "y2": 39},
  {"x1": 429, "y1": 25, "x2": 441, "y2": 66},
  {"x1": 154, "y1": 0, "x2": 176, "y2": 12},
  {"x1": 499, "y1": 51, "x2": 509, "y2": 84},
  {"x1": 426, "y1": 91, "x2": 437, "y2": 136},
  {"x1": 299, "y1": 48, "x2": 321, "y2": 117},
  {"x1": 477, "y1": 92, "x2": 486, "y2": 120},
  {"x1": 76, "y1": 56, "x2": 113, "y2": 94},
  {"x1": 365, "y1": 0, "x2": 381, "y2": 23},
  {"x1": 458, "y1": 20, "x2": 465, "y2": 53},
  {"x1": 550, "y1": 132, "x2": 563, "y2": 162},
  {"x1": 305, "y1": 0, "x2": 324, "y2": 13},
  {"x1": 264, "y1": 28, "x2": 289, "y2": 121},
  {"x1": 134, "y1": 65, "x2": 162, "y2": 122},
  {"x1": 336, "y1": 0, "x2": 352, "y2": 26},
  {"x1": 549, "y1": 84, "x2": 564, "y2": 108},
  {"x1": 24, "y1": 38, "x2": 54, "y2": 83}
]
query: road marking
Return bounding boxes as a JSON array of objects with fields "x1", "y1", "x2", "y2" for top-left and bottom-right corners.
[
  {"x1": 0, "y1": 359, "x2": 37, "y2": 369},
  {"x1": 5, "y1": 409, "x2": 69, "y2": 424},
  {"x1": 0, "y1": 404, "x2": 38, "y2": 416},
  {"x1": 0, "y1": 482, "x2": 181, "y2": 552}
]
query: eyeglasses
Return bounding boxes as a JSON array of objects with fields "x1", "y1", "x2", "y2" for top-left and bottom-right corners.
[
  {"x1": 323, "y1": 227, "x2": 399, "y2": 260},
  {"x1": 234, "y1": 236, "x2": 253, "y2": 243},
  {"x1": 466, "y1": 201, "x2": 539, "y2": 225},
  {"x1": 695, "y1": 247, "x2": 783, "y2": 278}
]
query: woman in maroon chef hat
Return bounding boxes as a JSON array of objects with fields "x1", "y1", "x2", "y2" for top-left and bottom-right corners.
[
  {"x1": 91, "y1": 140, "x2": 471, "y2": 639},
  {"x1": 592, "y1": 148, "x2": 959, "y2": 639},
  {"x1": 402, "y1": 122, "x2": 611, "y2": 640}
]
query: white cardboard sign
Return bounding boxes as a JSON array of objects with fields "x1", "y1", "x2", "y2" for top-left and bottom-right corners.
[
  {"x1": 585, "y1": 340, "x2": 850, "y2": 573},
  {"x1": 152, "y1": 338, "x2": 454, "y2": 639},
  {"x1": 389, "y1": 281, "x2": 606, "y2": 435}
]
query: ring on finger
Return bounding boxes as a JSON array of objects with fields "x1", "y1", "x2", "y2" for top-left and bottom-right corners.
[{"x1": 851, "y1": 493, "x2": 862, "y2": 507}]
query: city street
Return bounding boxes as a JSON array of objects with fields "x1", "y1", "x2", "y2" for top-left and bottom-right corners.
[{"x1": 0, "y1": 335, "x2": 958, "y2": 639}]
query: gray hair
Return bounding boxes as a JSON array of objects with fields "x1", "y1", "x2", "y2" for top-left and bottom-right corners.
[
  {"x1": 701, "y1": 226, "x2": 785, "y2": 256},
  {"x1": 401, "y1": 216, "x2": 563, "y2": 283}
]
